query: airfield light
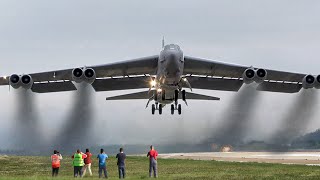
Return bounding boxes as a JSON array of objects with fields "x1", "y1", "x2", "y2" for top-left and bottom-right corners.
[{"x1": 183, "y1": 78, "x2": 187, "y2": 82}]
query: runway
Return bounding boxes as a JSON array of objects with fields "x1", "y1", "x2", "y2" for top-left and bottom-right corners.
[{"x1": 158, "y1": 152, "x2": 320, "y2": 165}]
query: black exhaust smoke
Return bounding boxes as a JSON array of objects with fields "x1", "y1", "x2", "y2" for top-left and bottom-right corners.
[
  {"x1": 12, "y1": 89, "x2": 44, "y2": 151},
  {"x1": 54, "y1": 83, "x2": 94, "y2": 151},
  {"x1": 269, "y1": 89, "x2": 318, "y2": 149},
  {"x1": 210, "y1": 84, "x2": 260, "y2": 145}
]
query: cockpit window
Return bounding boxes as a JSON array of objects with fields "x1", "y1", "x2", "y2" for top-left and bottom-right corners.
[{"x1": 164, "y1": 44, "x2": 179, "y2": 50}]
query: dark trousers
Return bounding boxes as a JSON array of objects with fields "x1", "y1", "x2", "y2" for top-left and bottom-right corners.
[
  {"x1": 118, "y1": 166, "x2": 126, "y2": 179},
  {"x1": 99, "y1": 165, "x2": 108, "y2": 178},
  {"x1": 74, "y1": 166, "x2": 83, "y2": 177},
  {"x1": 52, "y1": 167, "x2": 59, "y2": 177},
  {"x1": 149, "y1": 160, "x2": 158, "y2": 178}
]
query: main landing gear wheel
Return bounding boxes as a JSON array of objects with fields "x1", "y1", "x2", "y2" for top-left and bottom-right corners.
[
  {"x1": 171, "y1": 104, "x2": 175, "y2": 115},
  {"x1": 178, "y1": 104, "x2": 182, "y2": 115},
  {"x1": 151, "y1": 104, "x2": 155, "y2": 115},
  {"x1": 182, "y1": 90, "x2": 186, "y2": 101},
  {"x1": 159, "y1": 104, "x2": 163, "y2": 115}
]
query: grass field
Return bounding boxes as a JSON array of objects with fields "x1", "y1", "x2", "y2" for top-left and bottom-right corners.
[{"x1": 1, "y1": 155, "x2": 320, "y2": 179}]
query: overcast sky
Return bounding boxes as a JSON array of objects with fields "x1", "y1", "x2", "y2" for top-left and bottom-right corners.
[{"x1": 0, "y1": 0, "x2": 320, "y2": 150}]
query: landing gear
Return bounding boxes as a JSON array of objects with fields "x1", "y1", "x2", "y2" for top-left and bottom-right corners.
[
  {"x1": 151, "y1": 104, "x2": 155, "y2": 115},
  {"x1": 159, "y1": 104, "x2": 163, "y2": 115},
  {"x1": 171, "y1": 104, "x2": 174, "y2": 115},
  {"x1": 151, "y1": 103, "x2": 163, "y2": 115},
  {"x1": 182, "y1": 90, "x2": 186, "y2": 101},
  {"x1": 170, "y1": 103, "x2": 182, "y2": 115},
  {"x1": 178, "y1": 104, "x2": 182, "y2": 115},
  {"x1": 174, "y1": 90, "x2": 179, "y2": 103}
]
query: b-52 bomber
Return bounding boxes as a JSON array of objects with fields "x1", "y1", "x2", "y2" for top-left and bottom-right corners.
[{"x1": 0, "y1": 40, "x2": 318, "y2": 115}]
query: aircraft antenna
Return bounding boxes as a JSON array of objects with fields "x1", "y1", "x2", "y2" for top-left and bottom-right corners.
[{"x1": 162, "y1": 36, "x2": 165, "y2": 49}]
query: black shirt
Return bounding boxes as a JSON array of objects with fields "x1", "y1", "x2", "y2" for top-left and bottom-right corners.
[{"x1": 116, "y1": 152, "x2": 126, "y2": 167}]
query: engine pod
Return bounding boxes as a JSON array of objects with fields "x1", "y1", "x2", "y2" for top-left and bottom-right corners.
[
  {"x1": 9, "y1": 74, "x2": 21, "y2": 89},
  {"x1": 83, "y1": 68, "x2": 96, "y2": 84},
  {"x1": 302, "y1": 74, "x2": 315, "y2": 89},
  {"x1": 314, "y1": 75, "x2": 320, "y2": 89},
  {"x1": 254, "y1": 69, "x2": 267, "y2": 84},
  {"x1": 72, "y1": 68, "x2": 84, "y2": 83},
  {"x1": 20, "y1": 74, "x2": 33, "y2": 89},
  {"x1": 242, "y1": 68, "x2": 255, "y2": 84}
]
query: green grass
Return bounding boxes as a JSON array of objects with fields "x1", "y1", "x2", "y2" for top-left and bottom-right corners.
[{"x1": 0, "y1": 155, "x2": 320, "y2": 179}]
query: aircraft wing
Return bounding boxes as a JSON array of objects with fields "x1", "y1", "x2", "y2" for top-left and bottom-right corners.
[
  {"x1": 184, "y1": 56, "x2": 307, "y2": 93},
  {"x1": 0, "y1": 55, "x2": 158, "y2": 92}
]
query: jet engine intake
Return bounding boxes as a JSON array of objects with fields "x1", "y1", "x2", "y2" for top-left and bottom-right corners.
[
  {"x1": 72, "y1": 68, "x2": 84, "y2": 83},
  {"x1": 20, "y1": 74, "x2": 33, "y2": 89},
  {"x1": 83, "y1": 68, "x2": 96, "y2": 84},
  {"x1": 72, "y1": 67, "x2": 96, "y2": 84},
  {"x1": 302, "y1": 74, "x2": 315, "y2": 89},
  {"x1": 314, "y1": 75, "x2": 320, "y2": 89},
  {"x1": 254, "y1": 68, "x2": 267, "y2": 83},
  {"x1": 9, "y1": 74, "x2": 21, "y2": 89},
  {"x1": 242, "y1": 68, "x2": 255, "y2": 84}
]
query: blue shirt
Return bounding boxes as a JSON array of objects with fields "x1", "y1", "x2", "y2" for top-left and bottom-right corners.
[{"x1": 97, "y1": 153, "x2": 108, "y2": 166}]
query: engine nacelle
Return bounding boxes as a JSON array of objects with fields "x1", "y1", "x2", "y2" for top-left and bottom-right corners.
[
  {"x1": 72, "y1": 68, "x2": 84, "y2": 83},
  {"x1": 20, "y1": 74, "x2": 33, "y2": 89},
  {"x1": 72, "y1": 67, "x2": 96, "y2": 84},
  {"x1": 83, "y1": 68, "x2": 96, "y2": 84},
  {"x1": 9, "y1": 74, "x2": 21, "y2": 89},
  {"x1": 314, "y1": 75, "x2": 320, "y2": 89},
  {"x1": 302, "y1": 74, "x2": 315, "y2": 89},
  {"x1": 242, "y1": 68, "x2": 255, "y2": 84},
  {"x1": 254, "y1": 68, "x2": 267, "y2": 84}
]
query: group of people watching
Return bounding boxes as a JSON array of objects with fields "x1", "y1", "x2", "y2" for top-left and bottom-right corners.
[{"x1": 50, "y1": 145, "x2": 158, "y2": 178}]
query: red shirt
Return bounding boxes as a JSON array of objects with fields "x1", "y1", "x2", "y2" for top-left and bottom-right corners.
[
  {"x1": 148, "y1": 150, "x2": 158, "y2": 160},
  {"x1": 84, "y1": 152, "x2": 92, "y2": 164}
]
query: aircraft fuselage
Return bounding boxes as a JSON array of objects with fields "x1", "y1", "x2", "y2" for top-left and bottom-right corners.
[{"x1": 156, "y1": 44, "x2": 184, "y2": 104}]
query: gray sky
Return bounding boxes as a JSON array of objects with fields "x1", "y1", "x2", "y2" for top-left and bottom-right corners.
[{"x1": 0, "y1": 0, "x2": 320, "y2": 149}]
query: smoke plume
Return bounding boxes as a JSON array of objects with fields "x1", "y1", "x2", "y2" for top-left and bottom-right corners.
[
  {"x1": 54, "y1": 83, "x2": 95, "y2": 151},
  {"x1": 269, "y1": 89, "x2": 318, "y2": 147},
  {"x1": 209, "y1": 84, "x2": 261, "y2": 145}
]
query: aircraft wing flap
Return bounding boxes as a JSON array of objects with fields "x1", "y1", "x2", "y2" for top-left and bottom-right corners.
[
  {"x1": 92, "y1": 76, "x2": 150, "y2": 91},
  {"x1": 106, "y1": 91, "x2": 150, "y2": 100},
  {"x1": 182, "y1": 92, "x2": 220, "y2": 100},
  {"x1": 185, "y1": 76, "x2": 243, "y2": 91},
  {"x1": 256, "y1": 81, "x2": 302, "y2": 93},
  {"x1": 31, "y1": 81, "x2": 77, "y2": 93}
]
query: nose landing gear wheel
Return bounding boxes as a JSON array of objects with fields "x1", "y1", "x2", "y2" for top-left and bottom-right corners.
[
  {"x1": 159, "y1": 104, "x2": 163, "y2": 115},
  {"x1": 171, "y1": 104, "x2": 174, "y2": 115},
  {"x1": 151, "y1": 104, "x2": 155, "y2": 115},
  {"x1": 178, "y1": 104, "x2": 182, "y2": 115}
]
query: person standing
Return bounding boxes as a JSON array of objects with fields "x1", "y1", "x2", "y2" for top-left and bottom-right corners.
[
  {"x1": 82, "y1": 148, "x2": 93, "y2": 177},
  {"x1": 97, "y1": 148, "x2": 108, "y2": 178},
  {"x1": 51, "y1": 150, "x2": 63, "y2": 177},
  {"x1": 72, "y1": 149, "x2": 87, "y2": 178},
  {"x1": 147, "y1": 145, "x2": 158, "y2": 178},
  {"x1": 116, "y1": 147, "x2": 126, "y2": 179}
]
